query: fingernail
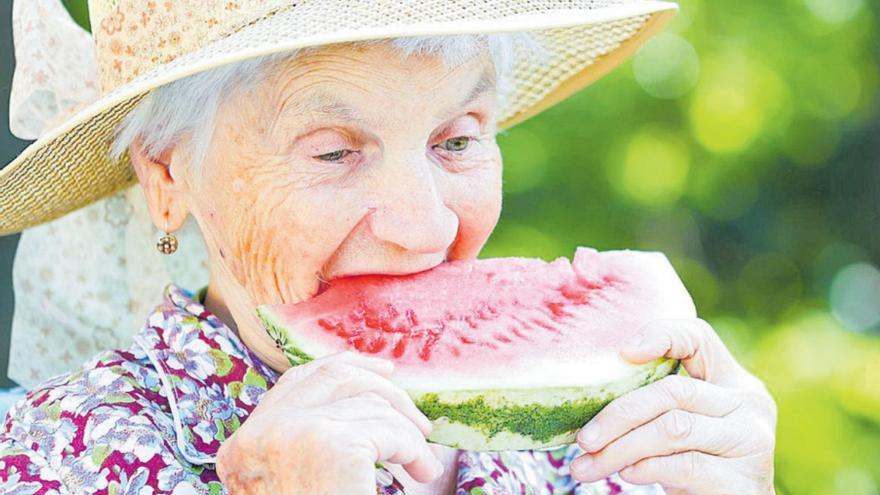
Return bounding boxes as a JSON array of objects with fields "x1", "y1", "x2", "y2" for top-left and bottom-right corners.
[
  {"x1": 577, "y1": 423, "x2": 600, "y2": 449},
  {"x1": 432, "y1": 458, "x2": 445, "y2": 477},
  {"x1": 570, "y1": 455, "x2": 593, "y2": 478}
]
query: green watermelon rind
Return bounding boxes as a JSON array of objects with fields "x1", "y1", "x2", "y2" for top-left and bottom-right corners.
[
  {"x1": 409, "y1": 357, "x2": 678, "y2": 451},
  {"x1": 258, "y1": 306, "x2": 315, "y2": 366},
  {"x1": 258, "y1": 306, "x2": 679, "y2": 451}
]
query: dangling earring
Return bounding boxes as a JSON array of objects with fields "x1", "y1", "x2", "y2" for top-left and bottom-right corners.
[{"x1": 156, "y1": 219, "x2": 179, "y2": 255}]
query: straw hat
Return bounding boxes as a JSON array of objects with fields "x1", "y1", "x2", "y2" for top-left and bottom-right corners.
[{"x1": 0, "y1": 0, "x2": 677, "y2": 235}]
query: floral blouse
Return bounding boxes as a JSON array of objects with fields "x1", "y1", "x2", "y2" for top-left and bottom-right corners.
[{"x1": 0, "y1": 284, "x2": 663, "y2": 494}]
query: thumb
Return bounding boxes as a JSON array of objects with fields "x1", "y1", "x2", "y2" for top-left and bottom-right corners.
[{"x1": 620, "y1": 318, "x2": 743, "y2": 385}]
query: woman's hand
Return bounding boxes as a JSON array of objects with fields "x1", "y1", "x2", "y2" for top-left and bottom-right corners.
[
  {"x1": 572, "y1": 318, "x2": 777, "y2": 495},
  {"x1": 216, "y1": 351, "x2": 444, "y2": 495}
]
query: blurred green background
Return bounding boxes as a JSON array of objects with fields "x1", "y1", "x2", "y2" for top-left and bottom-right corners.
[{"x1": 6, "y1": 0, "x2": 880, "y2": 493}]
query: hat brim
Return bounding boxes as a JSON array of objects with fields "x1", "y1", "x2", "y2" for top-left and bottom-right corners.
[{"x1": 0, "y1": 0, "x2": 677, "y2": 235}]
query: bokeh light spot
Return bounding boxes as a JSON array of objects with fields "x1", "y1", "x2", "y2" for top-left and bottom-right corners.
[
  {"x1": 634, "y1": 33, "x2": 700, "y2": 99},
  {"x1": 813, "y1": 242, "x2": 870, "y2": 294},
  {"x1": 804, "y1": 0, "x2": 865, "y2": 24},
  {"x1": 833, "y1": 468, "x2": 878, "y2": 495},
  {"x1": 797, "y1": 56, "x2": 863, "y2": 120},
  {"x1": 613, "y1": 126, "x2": 690, "y2": 206},
  {"x1": 688, "y1": 51, "x2": 789, "y2": 154},
  {"x1": 830, "y1": 262, "x2": 880, "y2": 333},
  {"x1": 781, "y1": 117, "x2": 841, "y2": 167},
  {"x1": 690, "y1": 81, "x2": 763, "y2": 153}
]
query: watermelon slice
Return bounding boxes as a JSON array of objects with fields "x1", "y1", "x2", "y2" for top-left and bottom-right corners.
[{"x1": 256, "y1": 247, "x2": 695, "y2": 451}]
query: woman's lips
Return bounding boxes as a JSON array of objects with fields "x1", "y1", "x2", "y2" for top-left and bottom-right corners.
[
  {"x1": 316, "y1": 279, "x2": 330, "y2": 297},
  {"x1": 315, "y1": 258, "x2": 449, "y2": 298}
]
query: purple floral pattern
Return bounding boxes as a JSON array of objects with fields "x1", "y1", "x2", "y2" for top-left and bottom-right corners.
[{"x1": 0, "y1": 284, "x2": 664, "y2": 494}]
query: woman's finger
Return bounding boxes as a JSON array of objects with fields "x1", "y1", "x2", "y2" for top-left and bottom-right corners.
[
  {"x1": 328, "y1": 364, "x2": 433, "y2": 436},
  {"x1": 617, "y1": 451, "x2": 750, "y2": 494},
  {"x1": 620, "y1": 318, "x2": 744, "y2": 385},
  {"x1": 572, "y1": 410, "x2": 747, "y2": 482},
  {"x1": 293, "y1": 362, "x2": 433, "y2": 435},
  {"x1": 284, "y1": 350, "x2": 395, "y2": 384},
  {"x1": 261, "y1": 351, "x2": 395, "y2": 410},
  {"x1": 577, "y1": 375, "x2": 742, "y2": 453},
  {"x1": 340, "y1": 394, "x2": 444, "y2": 484}
]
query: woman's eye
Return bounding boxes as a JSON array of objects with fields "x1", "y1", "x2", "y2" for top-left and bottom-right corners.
[
  {"x1": 435, "y1": 136, "x2": 473, "y2": 153},
  {"x1": 314, "y1": 149, "x2": 352, "y2": 162}
]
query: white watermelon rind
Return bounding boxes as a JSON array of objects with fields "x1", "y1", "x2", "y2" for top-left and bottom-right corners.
[{"x1": 258, "y1": 307, "x2": 678, "y2": 450}]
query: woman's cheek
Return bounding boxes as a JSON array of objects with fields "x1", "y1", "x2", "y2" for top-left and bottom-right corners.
[{"x1": 447, "y1": 155, "x2": 503, "y2": 260}]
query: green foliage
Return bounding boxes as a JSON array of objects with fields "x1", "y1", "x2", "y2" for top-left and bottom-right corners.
[
  {"x1": 66, "y1": 0, "x2": 880, "y2": 492},
  {"x1": 485, "y1": 1, "x2": 880, "y2": 492}
]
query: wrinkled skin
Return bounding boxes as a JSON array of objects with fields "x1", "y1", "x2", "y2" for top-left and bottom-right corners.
[
  {"x1": 129, "y1": 41, "x2": 776, "y2": 494},
  {"x1": 573, "y1": 318, "x2": 777, "y2": 495}
]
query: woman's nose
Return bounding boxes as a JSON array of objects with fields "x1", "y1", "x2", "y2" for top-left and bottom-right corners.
[{"x1": 367, "y1": 155, "x2": 459, "y2": 255}]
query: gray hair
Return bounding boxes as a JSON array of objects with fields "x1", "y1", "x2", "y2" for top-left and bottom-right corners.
[{"x1": 111, "y1": 32, "x2": 549, "y2": 170}]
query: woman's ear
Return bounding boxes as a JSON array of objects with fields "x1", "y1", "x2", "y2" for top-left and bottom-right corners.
[{"x1": 128, "y1": 137, "x2": 191, "y2": 232}]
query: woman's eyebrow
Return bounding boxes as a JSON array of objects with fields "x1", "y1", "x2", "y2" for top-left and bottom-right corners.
[
  {"x1": 291, "y1": 65, "x2": 496, "y2": 126},
  {"x1": 436, "y1": 65, "x2": 496, "y2": 121}
]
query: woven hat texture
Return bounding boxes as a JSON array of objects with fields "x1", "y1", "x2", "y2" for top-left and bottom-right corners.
[{"x1": 0, "y1": 0, "x2": 677, "y2": 235}]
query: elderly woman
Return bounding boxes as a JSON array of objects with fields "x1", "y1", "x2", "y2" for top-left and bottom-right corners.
[{"x1": 0, "y1": 0, "x2": 777, "y2": 494}]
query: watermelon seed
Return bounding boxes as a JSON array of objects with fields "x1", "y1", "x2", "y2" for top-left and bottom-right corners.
[
  {"x1": 405, "y1": 309, "x2": 419, "y2": 327},
  {"x1": 391, "y1": 338, "x2": 407, "y2": 358},
  {"x1": 366, "y1": 336, "x2": 387, "y2": 354},
  {"x1": 384, "y1": 303, "x2": 400, "y2": 320},
  {"x1": 510, "y1": 327, "x2": 531, "y2": 341}
]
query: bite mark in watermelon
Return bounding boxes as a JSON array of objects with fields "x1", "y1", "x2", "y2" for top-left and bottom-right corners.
[{"x1": 256, "y1": 247, "x2": 695, "y2": 450}]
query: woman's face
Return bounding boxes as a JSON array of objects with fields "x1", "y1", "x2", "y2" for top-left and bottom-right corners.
[{"x1": 177, "y1": 41, "x2": 503, "y2": 309}]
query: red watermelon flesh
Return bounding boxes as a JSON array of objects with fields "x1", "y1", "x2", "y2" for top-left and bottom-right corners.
[{"x1": 256, "y1": 247, "x2": 696, "y2": 392}]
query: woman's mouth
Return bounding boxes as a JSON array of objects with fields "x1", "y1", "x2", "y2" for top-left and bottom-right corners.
[
  {"x1": 314, "y1": 258, "x2": 449, "y2": 299},
  {"x1": 316, "y1": 279, "x2": 330, "y2": 297}
]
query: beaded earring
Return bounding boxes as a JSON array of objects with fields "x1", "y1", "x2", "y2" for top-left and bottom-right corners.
[{"x1": 156, "y1": 219, "x2": 179, "y2": 254}]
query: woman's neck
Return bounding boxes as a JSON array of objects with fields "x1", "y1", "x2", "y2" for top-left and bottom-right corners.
[
  {"x1": 202, "y1": 284, "x2": 239, "y2": 336},
  {"x1": 202, "y1": 276, "x2": 293, "y2": 373}
]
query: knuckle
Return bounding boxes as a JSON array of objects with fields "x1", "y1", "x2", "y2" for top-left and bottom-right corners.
[
  {"x1": 658, "y1": 409, "x2": 694, "y2": 442},
  {"x1": 756, "y1": 389, "x2": 778, "y2": 423},
  {"x1": 318, "y1": 362, "x2": 355, "y2": 382},
  {"x1": 360, "y1": 391, "x2": 392, "y2": 408},
  {"x1": 755, "y1": 422, "x2": 776, "y2": 451},
  {"x1": 693, "y1": 318, "x2": 715, "y2": 338},
  {"x1": 663, "y1": 375, "x2": 698, "y2": 407},
  {"x1": 742, "y1": 387, "x2": 777, "y2": 425},
  {"x1": 604, "y1": 398, "x2": 643, "y2": 426},
  {"x1": 275, "y1": 367, "x2": 300, "y2": 386}
]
